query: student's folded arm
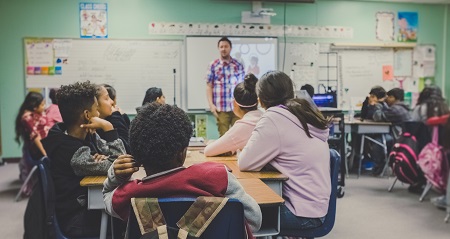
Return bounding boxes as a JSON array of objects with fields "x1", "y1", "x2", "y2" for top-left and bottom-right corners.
[
  {"x1": 70, "y1": 146, "x2": 113, "y2": 176},
  {"x1": 204, "y1": 124, "x2": 239, "y2": 156},
  {"x1": 102, "y1": 164, "x2": 131, "y2": 219},
  {"x1": 225, "y1": 171, "x2": 262, "y2": 232},
  {"x1": 108, "y1": 112, "x2": 130, "y2": 145},
  {"x1": 238, "y1": 116, "x2": 280, "y2": 171},
  {"x1": 372, "y1": 104, "x2": 385, "y2": 122},
  {"x1": 94, "y1": 131, "x2": 126, "y2": 156}
]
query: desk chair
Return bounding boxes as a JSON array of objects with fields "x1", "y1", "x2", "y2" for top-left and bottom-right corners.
[
  {"x1": 127, "y1": 197, "x2": 246, "y2": 239},
  {"x1": 37, "y1": 157, "x2": 97, "y2": 239},
  {"x1": 278, "y1": 149, "x2": 340, "y2": 239},
  {"x1": 16, "y1": 146, "x2": 40, "y2": 201}
]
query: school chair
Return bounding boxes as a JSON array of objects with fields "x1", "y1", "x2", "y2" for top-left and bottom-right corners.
[
  {"x1": 127, "y1": 197, "x2": 247, "y2": 239},
  {"x1": 277, "y1": 149, "x2": 340, "y2": 239},
  {"x1": 37, "y1": 157, "x2": 97, "y2": 239},
  {"x1": 15, "y1": 146, "x2": 39, "y2": 201}
]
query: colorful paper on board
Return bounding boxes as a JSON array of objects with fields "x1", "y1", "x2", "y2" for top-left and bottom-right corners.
[
  {"x1": 48, "y1": 66, "x2": 55, "y2": 75},
  {"x1": 41, "y1": 67, "x2": 49, "y2": 75},
  {"x1": 55, "y1": 66, "x2": 62, "y2": 75},
  {"x1": 27, "y1": 66, "x2": 35, "y2": 75},
  {"x1": 382, "y1": 65, "x2": 393, "y2": 81}
]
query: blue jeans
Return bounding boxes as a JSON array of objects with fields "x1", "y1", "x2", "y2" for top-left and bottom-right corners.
[{"x1": 280, "y1": 205, "x2": 325, "y2": 232}]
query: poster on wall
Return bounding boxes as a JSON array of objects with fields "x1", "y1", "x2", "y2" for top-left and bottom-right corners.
[
  {"x1": 397, "y1": 12, "x2": 418, "y2": 42},
  {"x1": 80, "y1": 3, "x2": 108, "y2": 38},
  {"x1": 375, "y1": 12, "x2": 395, "y2": 41}
]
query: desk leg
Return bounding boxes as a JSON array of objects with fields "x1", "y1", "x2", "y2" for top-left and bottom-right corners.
[
  {"x1": 380, "y1": 134, "x2": 389, "y2": 177},
  {"x1": 358, "y1": 134, "x2": 365, "y2": 178},
  {"x1": 100, "y1": 210, "x2": 108, "y2": 239}
]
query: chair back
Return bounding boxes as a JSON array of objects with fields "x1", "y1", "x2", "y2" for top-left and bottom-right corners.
[
  {"x1": 127, "y1": 197, "x2": 246, "y2": 239},
  {"x1": 280, "y1": 148, "x2": 340, "y2": 238},
  {"x1": 37, "y1": 157, "x2": 69, "y2": 239}
]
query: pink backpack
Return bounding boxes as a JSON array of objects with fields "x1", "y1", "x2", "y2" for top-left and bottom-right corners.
[{"x1": 417, "y1": 126, "x2": 449, "y2": 193}]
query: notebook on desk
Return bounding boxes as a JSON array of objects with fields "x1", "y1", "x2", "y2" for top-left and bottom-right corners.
[{"x1": 189, "y1": 137, "x2": 206, "y2": 147}]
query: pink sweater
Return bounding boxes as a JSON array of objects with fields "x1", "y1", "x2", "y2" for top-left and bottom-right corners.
[
  {"x1": 204, "y1": 110, "x2": 263, "y2": 156},
  {"x1": 238, "y1": 106, "x2": 331, "y2": 218},
  {"x1": 45, "y1": 104, "x2": 62, "y2": 127}
]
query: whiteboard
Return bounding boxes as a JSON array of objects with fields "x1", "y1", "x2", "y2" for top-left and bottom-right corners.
[
  {"x1": 25, "y1": 38, "x2": 182, "y2": 114},
  {"x1": 337, "y1": 49, "x2": 396, "y2": 109},
  {"x1": 186, "y1": 36, "x2": 278, "y2": 110}
]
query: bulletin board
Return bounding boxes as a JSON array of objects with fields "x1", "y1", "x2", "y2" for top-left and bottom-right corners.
[{"x1": 24, "y1": 38, "x2": 183, "y2": 114}]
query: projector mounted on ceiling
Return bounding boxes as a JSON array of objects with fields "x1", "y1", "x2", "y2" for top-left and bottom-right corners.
[{"x1": 241, "y1": 1, "x2": 277, "y2": 24}]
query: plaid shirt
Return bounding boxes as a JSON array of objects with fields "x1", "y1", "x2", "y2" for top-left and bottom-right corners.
[{"x1": 206, "y1": 57, "x2": 244, "y2": 112}]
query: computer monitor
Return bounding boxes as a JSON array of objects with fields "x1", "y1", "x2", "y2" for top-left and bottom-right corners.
[{"x1": 312, "y1": 93, "x2": 337, "y2": 108}]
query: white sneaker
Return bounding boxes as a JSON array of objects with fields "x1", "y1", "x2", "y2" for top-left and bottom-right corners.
[{"x1": 430, "y1": 195, "x2": 448, "y2": 209}]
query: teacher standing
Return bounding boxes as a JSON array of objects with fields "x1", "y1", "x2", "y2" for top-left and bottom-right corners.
[{"x1": 206, "y1": 37, "x2": 245, "y2": 136}]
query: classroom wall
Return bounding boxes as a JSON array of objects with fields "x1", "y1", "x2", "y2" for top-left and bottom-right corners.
[{"x1": 0, "y1": 0, "x2": 448, "y2": 158}]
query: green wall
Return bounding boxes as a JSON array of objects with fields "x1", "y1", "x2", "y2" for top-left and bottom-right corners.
[{"x1": 0, "y1": 0, "x2": 449, "y2": 158}]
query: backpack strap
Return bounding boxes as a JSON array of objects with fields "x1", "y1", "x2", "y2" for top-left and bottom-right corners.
[
  {"x1": 131, "y1": 197, "x2": 228, "y2": 239},
  {"x1": 131, "y1": 198, "x2": 167, "y2": 237},
  {"x1": 432, "y1": 126, "x2": 439, "y2": 144},
  {"x1": 176, "y1": 196, "x2": 228, "y2": 238}
]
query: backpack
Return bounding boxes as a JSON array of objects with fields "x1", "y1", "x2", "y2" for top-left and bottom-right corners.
[
  {"x1": 417, "y1": 126, "x2": 449, "y2": 193},
  {"x1": 131, "y1": 197, "x2": 234, "y2": 239},
  {"x1": 388, "y1": 132, "x2": 425, "y2": 185}
]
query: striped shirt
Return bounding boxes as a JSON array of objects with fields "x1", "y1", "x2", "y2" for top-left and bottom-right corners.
[{"x1": 206, "y1": 57, "x2": 244, "y2": 112}]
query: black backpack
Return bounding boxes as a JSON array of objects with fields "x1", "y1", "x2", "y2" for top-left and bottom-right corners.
[{"x1": 388, "y1": 132, "x2": 425, "y2": 185}]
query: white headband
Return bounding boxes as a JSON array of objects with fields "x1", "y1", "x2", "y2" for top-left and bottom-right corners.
[{"x1": 235, "y1": 101, "x2": 258, "y2": 108}]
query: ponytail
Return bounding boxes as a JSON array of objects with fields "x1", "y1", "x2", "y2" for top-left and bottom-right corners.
[{"x1": 285, "y1": 98, "x2": 330, "y2": 138}]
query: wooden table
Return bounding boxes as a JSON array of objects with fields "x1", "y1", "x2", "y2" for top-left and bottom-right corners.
[{"x1": 185, "y1": 151, "x2": 288, "y2": 195}]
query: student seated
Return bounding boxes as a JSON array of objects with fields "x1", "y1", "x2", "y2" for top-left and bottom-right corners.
[
  {"x1": 41, "y1": 81, "x2": 126, "y2": 237},
  {"x1": 300, "y1": 84, "x2": 314, "y2": 99},
  {"x1": 103, "y1": 103, "x2": 262, "y2": 234},
  {"x1": 15, "y1": 92, "x2": 51, "y2": 194},
  {"x1": 370, "y1": 88, "x2": 412, "y2": 175},
  {"x1": 237, "y1": 71, "x2": 331, "y2": 232},
  {"x1": 204, "y1": 73, "x2": 262, "y2": 156},
  {"x1": 359, "y1": 86, "x2": 386, "y2": 120},
  {"x1": 96, "y1": 84, "x2": 131, "y2": 153},
  {"x1": 373, "y1": 88, "x2": 412, "y2": 124},
  {"x1": 411, "y1": 85, "x2": 449, "y2": 122},
  {"x1": 136, "y1": 87, "x2": 165, "y2": 113},
  {"x1": 45, "y1": 88, "x2": 62, "y2": 128}
]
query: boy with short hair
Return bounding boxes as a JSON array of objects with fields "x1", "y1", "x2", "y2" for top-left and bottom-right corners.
[
  {"x1": 41, "y1": 81, "x2": 125, "y2": 237},
  {"x1": 103, "y1": 103, "x2": 262, "y2": 234}
]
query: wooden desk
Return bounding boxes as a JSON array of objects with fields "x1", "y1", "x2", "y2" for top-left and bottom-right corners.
[
  {"x1": 186, "y1": 151, "x2": 288, "y2": 195},
  {"x1": 80, "y1": 176, "x2": 284, "y2": 237}
]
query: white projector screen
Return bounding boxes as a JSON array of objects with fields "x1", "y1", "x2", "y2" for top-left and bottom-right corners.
[{"x1": 186, "y1": 36, "x2": 278, "y2": 110}]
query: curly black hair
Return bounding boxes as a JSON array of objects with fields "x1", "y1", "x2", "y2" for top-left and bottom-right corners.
[
  {"x1": 57, "y1": 81, "x2": 97, "y2": 126},
  {"x1": 130, "y1": 103, "x2": 192, "y2": 170}
]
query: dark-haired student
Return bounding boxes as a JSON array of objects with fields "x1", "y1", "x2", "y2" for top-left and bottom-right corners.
[
  {"x1": 102, "y1": 103, "x2": 262, "y2": 235},
  {"x1": 41, "y1": 81, "x2": 125, "y2": 237},
  {"x1": 370, "y1": 88, "x2": 412, "y2": 175},
  {"x1": 204, "y1": 73, "x2": 262, "y2": 156},
  {"x1": 359, "y1": 86, "x2": 386, "y2": 120},
  {"x1": 136, "y1": 87, "x2": 165, "y2": 113},
  {"x1": 96, "y1": 84, "x2": 131, "y2": 153},
  {"x1": 238, "y1": 71, "x2": 331, "y2": 233},
  {"x1": 373, "y1": 88, "x2": 412, "y2": 124},
  {"x1": 46, "y1": 88, "x2": 62, "y2": 128},
  {"x1": 15, "y1": 92, "x2": 50, "y2": 193}
]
